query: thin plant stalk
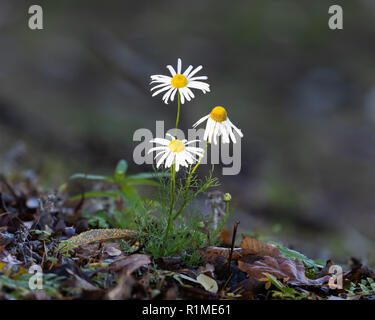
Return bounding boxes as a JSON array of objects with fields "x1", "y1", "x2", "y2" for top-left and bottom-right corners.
[
  {"x1": 173, "y1": 142, "x2": 209, "y2": 220},
  {"x1": 161, "y1": 90, "x2": 180, "y2": 256},
  {"x1": 174, "y1": 91, "x2": 181, "y2": 136}
]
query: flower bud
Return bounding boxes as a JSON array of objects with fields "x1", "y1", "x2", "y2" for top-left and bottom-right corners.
[{"x1": 222, "y1": 193, "x2": 231, "y2": 202}]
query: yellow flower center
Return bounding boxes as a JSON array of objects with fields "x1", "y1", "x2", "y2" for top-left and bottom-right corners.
[
  {"x1": 210, "y1": 106, "x2": 227, "y2": 122},
  {"x1": 171, "y1": 74, "x2": 188, "y2": 89},
  {"x1": 168, "y1": 139, "x2": 185, "y2": 153}
]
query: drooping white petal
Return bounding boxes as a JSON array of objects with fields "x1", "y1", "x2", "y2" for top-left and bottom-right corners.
[
  {"x1": 187, "y1": 81, "x2": 210, "y2": 93},
  {"x1": 185, "y1": 139, "x2": 201, "y2": 145},
  {"x1": 154, "y1": 150, "x2": 167, "y2": 159},
  {"x1": 150, "y1": 83, "x2": 169, "y2": 91},
  {"x1": 227, "y1": 118, "x2": 243, "y2": 138},
  {"x1": 203, "y1": 118, "x2": 214, "y2": 141},
  {"x1": 152, "y1": 85, "x2": 171, "y2": 97},
  {"x1": 193, "y1": 114, "x2": 209, "y2": 128},
  {"x1": 148, "y1": 146, "x2": 168, "y2": 153},
  {"x1": 165, "y1": 152, "x2": 175, "y2": 168},
  {"x1": 157, "y1": 151, "x2": 170, "y2": 168},
  {"x1": 170, "y1": 88, "x2": 178, "y2": 102},
  {"x1": 180, "y1": 88, "x2": 191, "y2": 102},
  {"x1": 185, "y1": 87, "x2": 195, "y2": 99},
  {"x1": 179, "y1": 90, "x2": 185, "y2": 104},
  {"x1": 162, "y1": 87, "x2": 175, "y2": 104},
  {"x1": 213, "y1": 123, "x2": 220, "y2": 145}
]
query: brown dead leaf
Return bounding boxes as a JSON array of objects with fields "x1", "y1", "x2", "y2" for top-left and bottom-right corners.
[
  {"x1": 238, "y1": 255, "x2": 328, "y2": 286},
  {"x1": 218, "y1": 229, "x2": 231, "y2": 246},
  {"x1": 344, "y1": 258, "x2": 375, "y2": 281},
  {"x1": 239, "y1": 235, "x2": 281, "y2": 258},
  {"x1": 106, "y1": 273, "x2": 135, "y2": 300},
  {"x1": 200, "y1": 246, "x2": 249, "y2": 263},
  {"x1": 109, "y1": 254, "x2": 150, "y2": 275}
]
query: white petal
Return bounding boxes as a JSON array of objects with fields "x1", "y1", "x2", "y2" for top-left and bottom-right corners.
[
  {"x1": 224, "y1": 121, "x2": 236, "y2": 143},
  {"x1": 188, "y1": 65, "x2": 202, "y2": 78},
  {"x1": 208, "y1": 122, "x2": 217, "y2": 144},
  {"x1": 187, "y1": 76, "x2": 208, "y2": 81},
  {"x1": 175, "y1": 154, "x2": 181, "y2": 172},
  {"x1": 162, "y1": 87, "x2": 174, "y2": 104},
  {"x1": 154, "y1": 150, "x2": 167, "y2": 159},
  {"x1": 157, "y1": 151, "x2": 170, "y2": 168},
  {"x1": 166, "y1": 65, "x2": 176, "y2": 76},
  {"x1": 185, "y1": 139, "x2": 201, "y2": 146},
  {"x1": 152, "y1": 85, "x2": 172, "y2": 97},
  {"x1": 148, "y1": 146, "x2": 168, "y2": 153},
  {"x1": 150, "y1": 138, "x2": 170, "y2": 146},
  {"x1": 204, "y1": 118, "x2": 214, "y2": 141},
  {"x1": 193, "y1": 114, "x2": 209, "y2": 128},
  {"x1": 187, "y1": 81, "x2": 210, "y2": 93},
  {"x1": 170, "y1": 88, "x2": 178, "y2": 102},
  {"x1": 183, "y1": 65, "x2": 193, "y2": 76},
  {"x1": 228, "y1": 118, "x2": 243, "y2": 138},
  {"x1": 177, "y1": 58, "x2": 182, "y2": 74},
  {"x1": 150, "y1": 74, "x2": 171, "y2": 80},
  {"x1": 165, "y1": 152, "x2": 175, "y2": 168},
  {"x1": 213, "y1": 123, "x2": 220, "y2": 145},
  {"x1": 150, "y1": 83, "x2": 169, "y2": 91},
  {"x1": 180, "y1": 88, "x2": 191, "y2": 102},
  {"x1": 179, "y1": 90, "x2": 185, "y2": 104},
  {"x1": 185, "y1": 87, "x2": 195, "y2": 99}
]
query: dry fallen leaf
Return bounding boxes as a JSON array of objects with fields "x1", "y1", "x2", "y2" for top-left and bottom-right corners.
[
  {"x1": 238, "y1": 255, "x2": 328, "y2": 286},
  {"x1": 197, "y1": 274, "x2": 218, "y2": 293},
  {"x1": 239, "y1": 235, "x2": 281, "y2": 258},
  {"x1": 109, "y1": 254, "x2": 150, "y2": 275},
  {"x1": 104, "y1": 243, "x2": 122, "y2": 257},
  {"x1": 106, "y1": 274, "x2": 135, "y2": 300},
  {"x1": 200, "y1": 246, "x2": 249, "y2": 263}
]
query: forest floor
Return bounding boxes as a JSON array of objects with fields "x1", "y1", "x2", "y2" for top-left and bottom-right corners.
[{"x1": 1, "y1": 174, "x2": 375, "y2": 301}]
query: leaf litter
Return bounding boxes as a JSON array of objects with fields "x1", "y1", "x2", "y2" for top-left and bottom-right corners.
[{"x1": 0, "y1": 174, "x2": 375, "y2": 300}]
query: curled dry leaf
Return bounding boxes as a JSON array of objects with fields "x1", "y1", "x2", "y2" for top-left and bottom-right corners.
[
  {"x1": 196, "y1": 274, "x2": 218, "y2": 293},
  {"x1": 238, "y1": 255, "x2": 328, "y2": 286},
  {"x1": 109, "y1": 254, "x2": 150, "y2": 275},
  {"x1": 237, "y1": 236, "x2": 329, "y2": 286}
]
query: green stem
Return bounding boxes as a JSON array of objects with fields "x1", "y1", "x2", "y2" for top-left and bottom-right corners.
[
  {"x1": 174, "y1": 91, "x2": 181, "y2": 136},
  {"x1": 212, "y1": 202, "x2": 230, "y2": 245},
  {"x1": 173, "y1": 141, "x2": 209, "y2": 220},
  {"x1": 161, "y1": 162, "x2": 176, "y2": 256}
]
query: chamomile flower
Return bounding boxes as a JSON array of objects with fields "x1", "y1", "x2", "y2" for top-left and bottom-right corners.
[
  {"x1": 193, "y1": 106, "x2": 243, "y2": 145},
  {"x1": 150, "y1": 58, "x2": 210, "y2": 104},
  {"x1": 148, "y1": 134, "x2": 204, "y2": 172}
]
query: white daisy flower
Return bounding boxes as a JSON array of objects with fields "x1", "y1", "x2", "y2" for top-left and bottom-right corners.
[
  {"x1": 148, "y1": 134, "x2": 204, "y2": 172},
  {"x1": 150, "y1": 58, "x2": 210, "y2": 104},
  {"x1": 193, "y1": 106, "x2": 244, "y2": 145}
]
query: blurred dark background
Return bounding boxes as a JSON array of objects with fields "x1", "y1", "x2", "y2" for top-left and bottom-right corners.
[{"x1": 1, "y1": 0, "x2": 375, "y2": 264}]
